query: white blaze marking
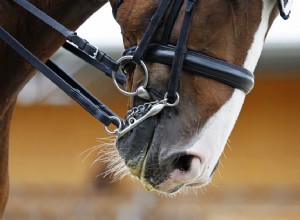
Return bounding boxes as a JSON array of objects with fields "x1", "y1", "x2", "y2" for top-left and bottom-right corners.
[
  {"x1": 159, "y1": 89, "x2": 246, "y2": 191},
  {"x1": 184, "y1": 0, "x2": 277, "y2": 185},
  {"x1": 186, "y1": 89, "x2": 245, "y2": 181},
  {"x1": 157, "y1": 1, "x2": 277, "y2": 191},
  {"x1": 243, "y1": 0, "x2": 277, "y2": 72}
]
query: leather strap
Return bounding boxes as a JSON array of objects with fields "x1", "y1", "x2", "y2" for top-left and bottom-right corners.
[
  {"x1": 160, "y1": 0, "x2": 184, "y2": 45},
  {"x1": 132, "y1": 0, "x2": 171, "y2": 64},
  {"x1": 123, "y1": 0, "x2": 254, "y2": 95},
  {"x1": 0, "y1": 0, "x2": 127, "y2": 127},
  {"x1": 63, "y1": 42, "x2": 126, "y2": 86},
  {"x1": 13, "y1": 0, "x2": 120, "y2": 75},
  {"x1": 167, "y1": 0, "x2": 198, "y2": 100},
  {"x1": 123, "y1": 44, "x2": 254, "y2": 94},
  {"x1": 13, "y1": 0, "x2": 73, "y2": 37},
  {"x1": 0, "y1": 26, "x2": 121, "y2": 127}
]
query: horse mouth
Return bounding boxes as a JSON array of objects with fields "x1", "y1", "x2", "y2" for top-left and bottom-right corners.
[
  {"x1": 115, "y1": 115, "x2": 158, "y2": 179},
  {"x1": 115, "y1": 112, "x2": 206, "y2": 194},
  {"x1": 115, "y1": 111, "x2": 185, "y2": 192}
]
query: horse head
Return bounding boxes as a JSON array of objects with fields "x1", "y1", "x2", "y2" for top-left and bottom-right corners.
[{"x1": 109, "y1": 0, "x2": 284, "y2": 194}]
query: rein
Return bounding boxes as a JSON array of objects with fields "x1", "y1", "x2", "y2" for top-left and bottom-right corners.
[
  {"x1": 0, "y1": 0, "x2": 255, "y2": 137},
  {"x1": 0, "y1": 0, "x2": 125, "y2": 128}
]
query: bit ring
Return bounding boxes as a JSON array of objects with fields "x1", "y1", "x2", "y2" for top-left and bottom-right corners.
[
  {"x1": 164, "y1": 92, "x2": 180, "y2": 107},
  {"x1": 112, "y1": 56, "x2": 149, "y2": 97}
]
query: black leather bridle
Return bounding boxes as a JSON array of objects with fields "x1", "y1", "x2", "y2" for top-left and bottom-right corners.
[
  {"x1": 0, "y1": 0, "x2": 254, "y2": 137},
  {"x1": 114, "y1": 0, "x2": 254, "y2": 95},
  {"x1": 109, "y1": 0, "x2": 254, "y2": 136}
]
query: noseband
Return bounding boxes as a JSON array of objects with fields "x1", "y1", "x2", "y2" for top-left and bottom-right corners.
[{"x1": 0, "y1": 0, "x2": 254, "y2": 137}]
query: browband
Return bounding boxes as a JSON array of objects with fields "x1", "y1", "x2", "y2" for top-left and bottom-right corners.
[{"x1": 123, "y1": 44, "x2": 254, "y2": 94}]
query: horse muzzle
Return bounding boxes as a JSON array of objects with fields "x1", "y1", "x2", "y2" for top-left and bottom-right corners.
[{"x1": 115, "y1": 107, "x2": 212, "y2": 194}]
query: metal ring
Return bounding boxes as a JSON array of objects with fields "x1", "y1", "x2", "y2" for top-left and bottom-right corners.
[
  {"x1": 104, "y1": 116, "x2": 123, "y2": 135},
  {"x1": 112, "y1": 55, "x2": 149, "y2": 97},
  {"x1": 164, "y1": 92, "x2": 180, "y2": 107}
]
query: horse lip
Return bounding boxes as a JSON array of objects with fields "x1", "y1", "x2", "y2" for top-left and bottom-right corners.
[
  {"x1": 166, "y1": 184, "x2": 184, "y2": 194},
  {"x1": 186, "y1": 177, "x2": 212, "y2": 188},
  {"x1": 141, "y1": 175, "x2": 184, "y2": 194},
  {"x1": 115, "y1": 116, "x2": 158, "y2": 179},
  {"x1": 135, "y1": 127, "x2": 156, "y2": 179}
]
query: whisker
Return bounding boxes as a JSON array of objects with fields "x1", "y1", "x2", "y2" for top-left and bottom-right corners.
[
  {"x1": 96, "y1": 136, "x2": 116, "y2": 141},
  {"x1": 191, "y1": 187, "x2": 198, "y2": 196},
  {"x1": 79, "y1": 145, "x2": 101, "y2": 157},
  {"x1": 210, "y1": 180, "x2": 219, "y2": 188},
  {"x1": 226, "y1": 139, "x2": 233, "y2": 151},
  {"x1": 219, "y1": 158, "x2": 225, "y2": 169},
  {"x1": 217, "y1": 168, "x2": 223, "y2": 178},
  {"x1": 222, "y1": 151, "x2": 228, "y2": 160},
  {"x1": 200, "y1": 187, "x2": 205, "y2": 195},
  {"x1": 80, "y1": 135, "x2": 130, "y2": 182},
  {"x1": 81, "y1": 146, "x2": 104, "y2": 163}
]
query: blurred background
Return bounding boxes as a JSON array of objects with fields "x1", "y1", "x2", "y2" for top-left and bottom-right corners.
[{"x1": 3, "y1": 2, "x2": 300, "y2": 220}]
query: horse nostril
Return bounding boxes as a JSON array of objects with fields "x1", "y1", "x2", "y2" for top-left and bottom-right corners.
[
  {"x1": 173, "y1": 155, "x2": 195, "y2": 172},
  {"x1": 157, "y1": 154, "x2": 202, "y2": 193}
]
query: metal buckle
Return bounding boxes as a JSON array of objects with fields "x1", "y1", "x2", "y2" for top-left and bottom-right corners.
[
  {"x1": 92, "y1": 47, "x2": 99, "y2": 59},
  {"x1": 112, "y1": 55, "x2": 150, "y2": 100}
]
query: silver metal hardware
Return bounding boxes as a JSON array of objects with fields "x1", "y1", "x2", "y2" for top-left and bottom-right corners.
[
  {"x1": 116, "y1": 101, "x2": 167, "y2": 137},
  {"x1": 164, "y1": 92, "x2": 180, "y2": 107},
  {"x1": 92, "y1": 47, "x2": 99, "y2": 59},
  {"x1": 112, "y1": 55, "x2": 150, "y2": 100},
  {"x1": 136, "y1": 86, "x2": 151, "y2": 100},
  {"x1": 107, "y1": 93, "x2": 180, "y2": 137},
  {"x1": 104, "y1": 116, "x2": 123, "y2": 135}
]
